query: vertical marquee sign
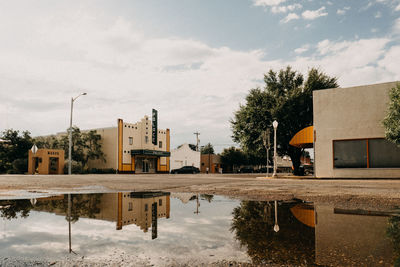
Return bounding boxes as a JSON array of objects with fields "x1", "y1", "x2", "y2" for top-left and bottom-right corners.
[{"x1": 152, "y1": 109, "x2": 158, "y2": 145}]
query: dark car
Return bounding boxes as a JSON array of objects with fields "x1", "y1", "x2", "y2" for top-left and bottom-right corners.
[
  {"x1": 237, "y1": 167, "x2": 254, "y2": 173},
  {"x1": 170, "y1": 166, "x2": 200, "y2": 174}
]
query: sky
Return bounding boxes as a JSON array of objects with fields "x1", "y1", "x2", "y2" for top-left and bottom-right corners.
[{"x1": 0, "y1": 0, "x2": 399, "y2": 152}]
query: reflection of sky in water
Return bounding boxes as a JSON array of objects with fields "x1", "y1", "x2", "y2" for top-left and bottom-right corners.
[{"x1": 0, "y1": 196, "x2": 249, "y2": 265}]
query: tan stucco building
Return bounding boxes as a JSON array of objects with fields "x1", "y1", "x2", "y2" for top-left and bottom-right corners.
[
  {"x1": 84, "y1": 115, "x2": 170, "y2": 173},
  {"x1": 28, "y1": 149, "x2": 64, "y2": 174},
  {"x1": 313, "y1": 81, "x2": 400, "y2": 178}
]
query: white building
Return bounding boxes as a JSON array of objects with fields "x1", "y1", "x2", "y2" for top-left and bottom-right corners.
[{"x1": 170, "y1": 143, "x2": 200, "y2": 171}]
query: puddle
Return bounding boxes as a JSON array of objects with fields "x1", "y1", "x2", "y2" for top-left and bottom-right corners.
[{"x1": 0, "y1": 191, "x2": 399, "y2": 266}]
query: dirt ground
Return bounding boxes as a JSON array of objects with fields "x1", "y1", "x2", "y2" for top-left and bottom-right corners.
[{"x1": 1, "y1": 173, "x2": 400, "y2": 208}]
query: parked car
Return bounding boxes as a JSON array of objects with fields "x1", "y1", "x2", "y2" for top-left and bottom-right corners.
[
  {"x1": 255, "y1": 167, "x2": 273, "y2": 173},
  {"x1": 237, "y1": 167, "x2": 254, "y2": 173},
  {"x1": 170, "y1": 166, "x2": 200, "y2": 174}
]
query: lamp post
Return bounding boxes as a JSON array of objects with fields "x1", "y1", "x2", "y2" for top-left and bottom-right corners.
[
  {"x1": 272, "y1": 120, "x2": 278, "y2": 177},
  {"x1": 273, "y1": 200, "x2": 279, "y2": 232},
  {"x1": 68, "y1": 93, "x2": 87, "y2": 175}
]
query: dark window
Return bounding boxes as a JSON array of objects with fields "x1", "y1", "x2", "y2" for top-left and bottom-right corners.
[
  {"x1": 145, "y1": 204, "x2": 148, "y2": 212},
  {"x1": 333, "y1": 140, "x2": 367, "y2": 168},
  {"x1": 128, "y1": 202, "x2": 133, "y2": 211},
  {"x1": 369, "y1": 139, "x2": 400, "y2": 168},
  {"x1": 145, "y1": 136, "x2": 148, "y2": 143},
  {"x1": 159, "y1": 141, "x2": 162, "y2": 148},
  {"x1": 159, "y1": 199, "x2": 162, "y2": 206},
  {"x1": 129, "y1": 137, "x2": 133, "y2": 145}
]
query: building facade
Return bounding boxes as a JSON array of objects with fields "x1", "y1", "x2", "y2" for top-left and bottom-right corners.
[
  {"x1": 87, "y1": 115, "x2": 170, "y2": 173},
  {"x1": 200, "y1": 154, "x2": 221, "y2": 173},
  {"x1": 313, "y1": 81, "x2": 400, "y2": 178},
  {"x1": 170, "y1": 143, "x2": 200, "y2": 171}
]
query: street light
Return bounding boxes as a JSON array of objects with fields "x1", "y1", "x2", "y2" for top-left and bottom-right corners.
[
  {"x1": 272, "y1": 120, "x2": 278, "y2": 177},
  {"x1": 273, "y1": 200, "x2": 279, "y2": 232},
  {"x1": 68, "y1": 93, "x2": 87, "y2": 175}
]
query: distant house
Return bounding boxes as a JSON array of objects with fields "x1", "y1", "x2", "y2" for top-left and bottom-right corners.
[{"x1": 170, "y1": 143, "x2": 200, "y2": 171}]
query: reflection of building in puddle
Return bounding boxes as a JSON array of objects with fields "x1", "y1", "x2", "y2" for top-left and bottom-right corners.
[
  {"x1": 232, "y1": 200, "x2": 397, "y2": 266},
  {"x1": 94, "y1": 192, "x2": 170, "y2": 233},
  {"x1": 315, "y1": 205, "x2": 394, "y2": 266}
]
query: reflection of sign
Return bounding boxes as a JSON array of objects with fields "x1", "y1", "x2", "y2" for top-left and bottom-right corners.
[
  {"x1": 152, "y1": 202, "x2": 157, "y2": 239},
  {"x1": 152, "y1": 109, "x2": 158, "y2": 145},
  {"x1": 31, "y1": 144, "x2": 38, "y2": 154}
]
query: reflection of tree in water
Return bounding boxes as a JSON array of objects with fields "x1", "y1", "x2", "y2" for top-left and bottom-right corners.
[
  {"x1": 200, "y1": 194, "x2": 214, "y2": 202},
  {"x1": 0, "y1": 194, "x2": 103, "y2": 222},
  {"x1": 0, "y1": 199, "x2": 33, "y2": 219},
  {"x1": 387, "y1": 215, "x2": 400, "y2": 266},
  {"x1": 231, "y1": 201, "x2": 315, "y2": 266}
]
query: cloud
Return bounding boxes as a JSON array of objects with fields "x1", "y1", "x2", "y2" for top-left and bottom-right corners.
[
  {"x1": 253, "y1": 0, "x2": 286, "y2": 7},
  {"x1": 375, "y1": 11, "x2": 382, "y2": 18},
  {"x1": 337, "y1": 6, "x2": 351, "y2": 15},
  {"x1": 393, "y1": 18, "x2": 400, "y2": 34},
  {"x1": 302, "y1": 7, "x2": 328, "y2": 20},
  {"x1": 396, "y1": 4, "x2": 400, "y2": 11},
  {"x1": 281, "y1": 13, "x2": 300, "y2": 23},
  {"x1": 294, "y1": 44, "x2": 310, "y2": 54},
  {"x1": 271, "y1": 4, "x2": 302, "y2": 13}
]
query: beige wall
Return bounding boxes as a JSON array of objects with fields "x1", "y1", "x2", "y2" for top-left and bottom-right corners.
[
  {"x1": 313, "y1": 81, "x2": 400, "y2": 178},
  {"x1": 87, "y1": 127, "x2": 118, "y2": 170}
]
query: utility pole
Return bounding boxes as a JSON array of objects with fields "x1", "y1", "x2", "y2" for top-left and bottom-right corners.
[{"x1": 194, "y1": 132, "x2": 200, "y2": 151}]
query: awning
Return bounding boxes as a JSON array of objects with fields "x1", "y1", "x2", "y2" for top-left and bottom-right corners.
[
  {"x1": 289, "y1": 126, "x2": 314, "y2": 148},
  {"x1": 131, "y1": 149, "x2": 170, "y2": 157},
  {"x1": 290, "y1": 203, "x2": 315, "y2": 228}
]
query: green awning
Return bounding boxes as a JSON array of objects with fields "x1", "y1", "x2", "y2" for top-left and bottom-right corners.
[{"x1": 131, "y1": 149, "x2": 170, "y2": 157}]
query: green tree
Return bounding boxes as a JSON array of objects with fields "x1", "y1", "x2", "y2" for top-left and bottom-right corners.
[
  {"x1": 231, "y1": 66, "x2": 338, "y2": 174},
  {"x1": 383, "y1": 83, "x2": 400, "y2": 146},
  {"x1": 0, "y1": 129, "x2": 33, "y2": 173},
  {"x1": 200, "y1": 142, "x2": 214, "y2": 154},
  {"x1": 83, "y1": 130, "x2": 105, "y2": 168},
  {"x1": 220, "y1": 147, "x2": 247, "y2": 172}
]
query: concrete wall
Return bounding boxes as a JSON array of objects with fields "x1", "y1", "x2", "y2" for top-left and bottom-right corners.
[
  {"x1": 87, "y1": 127, "x2": 118, "y2": 170},
  {"x1": 313, "y1": 81, "x2": 400, "y2": 178},
  {"x1": 170, "y1": 143, "x2": 200, "y2": 170}
]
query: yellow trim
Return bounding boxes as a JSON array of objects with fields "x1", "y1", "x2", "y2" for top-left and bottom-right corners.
[
  {"x1": 290, "y1": 204, "x2": 315, "y2": 228},
  {"x1": 131, "y1": 156, "x2": 135, "y2": 171},
  {"x1": 289, "y1": 126, "x2": 314, "y2": 148},
  {"x1": 116, "y1": 192, "x2": 122, "y2": 230},
  {"x1": 166, "y1": 195, "x2": 170, "y2": 219},
  {"x1": 118, "y1": 119, "x2": 123, "y2": 172}
]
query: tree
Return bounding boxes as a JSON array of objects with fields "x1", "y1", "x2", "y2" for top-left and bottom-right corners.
[
  {"x1": 383, "y1": 83, "x2": 400, "y2": 146},
  {"x1": 37, "y1": 127, "x2": 105, "y2": 172},
  {"x1": 231, "y1": 66, "x2": 338, "y2": 175},
  {"x1": 220, "y1": 147, "x2": 247, "y2": 172},
  {"x1": 0, "y1": 129, "x2": 33, "y2": 173},
  {"x1": 200, "y1": 142, "x2": 214, "y2": 154}
]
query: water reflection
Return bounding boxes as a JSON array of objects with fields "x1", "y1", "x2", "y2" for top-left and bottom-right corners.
[{"x1": 0, "y1": 193, "x2": 399, "y2": 266}]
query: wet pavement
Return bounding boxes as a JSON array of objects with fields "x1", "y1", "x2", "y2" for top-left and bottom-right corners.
[{"x1": 0, "y1": 191, "x2": 399, "y2": 266}]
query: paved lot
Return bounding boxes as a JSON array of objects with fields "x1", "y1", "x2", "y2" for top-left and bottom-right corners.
[{"x1": 0, "y1": 173, "x2": 399, "y2": 207}]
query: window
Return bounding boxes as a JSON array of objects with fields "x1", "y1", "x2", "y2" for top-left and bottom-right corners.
[
  {"x1": 333, "y1": 140, "x2": 367, "y2": 168},
  {"x1": 369, "y1": 139, "x2": 400, "y2": 168},
  {"x1": 159, "y1": 199, "x2": 162, "y2": 206},
  {"x1": 333, "y1": 138, "x2": 400, "y2": 168},
  {"x1": 129, "y1": 137, "x2": 133, "y2": 145},
  {"x1": 145, "y1": 136, "x2": 149, "y2": 144},
  {"x1": 145, "y1": 203, "x2": 148, "y2": 211},
  {"x1": 128, "y1": 202, "x2": 133, "y2": 211},
  {"x1": 159, "y1": 141, "x2": 162, "y2": 148}
]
